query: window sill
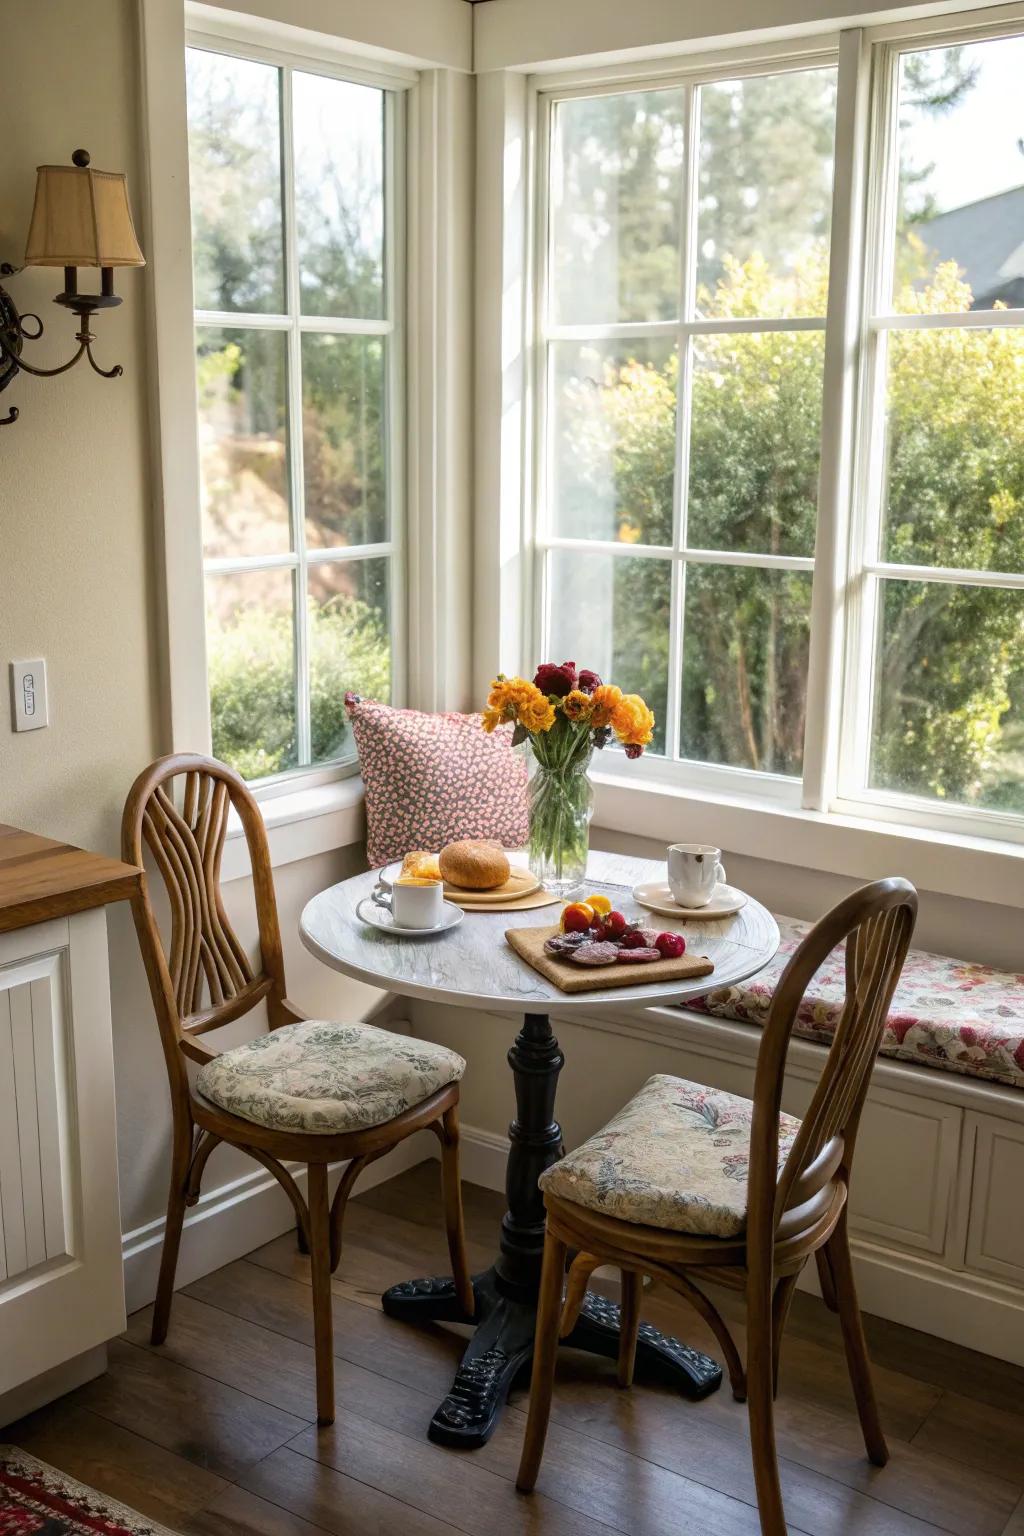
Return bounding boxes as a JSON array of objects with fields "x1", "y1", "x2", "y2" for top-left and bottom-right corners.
[
  {"x1": 221, "y1": 776, "x2": 366, "y2": 884},
  {"x1": 591, "y1": 771, "x2": 1024, "y2": 910}
]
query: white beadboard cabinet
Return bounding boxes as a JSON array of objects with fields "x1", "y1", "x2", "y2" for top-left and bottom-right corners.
[{"x1": 0, "y1": 825, "x2": 140, "y2": 1420}]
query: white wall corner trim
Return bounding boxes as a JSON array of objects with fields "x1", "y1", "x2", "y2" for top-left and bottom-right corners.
[{"x1": 138, "y1": 0, "x2": 211, "y2": 753}]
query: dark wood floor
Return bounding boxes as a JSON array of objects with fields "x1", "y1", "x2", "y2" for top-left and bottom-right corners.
[{"x1": 5, "y1": 1162, "x2": 1024, "y2": 1536}]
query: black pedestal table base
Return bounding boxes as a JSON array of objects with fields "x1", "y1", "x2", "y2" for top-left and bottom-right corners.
[{"x1": 380, "y1": 1011, "x2": 723, "y2": 1448}]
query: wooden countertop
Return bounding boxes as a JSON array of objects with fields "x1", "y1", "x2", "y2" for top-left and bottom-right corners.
[{"x1": 0, "y1": 823, "x2": 141, "y2": 935}]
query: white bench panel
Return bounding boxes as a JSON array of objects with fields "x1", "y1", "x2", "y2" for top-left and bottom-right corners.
[{"x1": 965, "y1": 1114, "x2": 1024, "y2": 1286}]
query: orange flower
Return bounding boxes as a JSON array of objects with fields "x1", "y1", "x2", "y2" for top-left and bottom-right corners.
[
  {"x1": 519, "y1": 692, "x2": 556, "y2": 733},
  {"x1": 611, "y1": 693, "x2": 655, "y2": 747},
  {"x1": 589, "y1": 684, "x2": 623, "y2": 729},
  {"x1": 485, "y1": 676, "x2": 555, "y2": 734},
  {"x1": 561, "y1": 688, "x2": 595, "y2": 723}
]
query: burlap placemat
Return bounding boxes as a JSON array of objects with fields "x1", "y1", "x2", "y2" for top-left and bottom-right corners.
[{"x1": 506, "y1": 925, "x2": 714, "y2": 994}]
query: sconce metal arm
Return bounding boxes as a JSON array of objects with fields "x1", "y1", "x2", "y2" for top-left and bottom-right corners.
[{"x1": 0, "y1": 261, "x2": 124, "y2": 425}]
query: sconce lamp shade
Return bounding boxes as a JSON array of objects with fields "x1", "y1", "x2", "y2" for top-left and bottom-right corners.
[{"x1": 24, "y1": 160, "x2": 145, "y2": 269}]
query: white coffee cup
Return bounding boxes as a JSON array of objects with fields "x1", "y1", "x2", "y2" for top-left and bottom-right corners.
[
  {"x1": 667, "y1": 843, "x2": 727, "y2": 909},
  {"x1": 374, "y1": 875, "x2": 444, "y2": 929}
]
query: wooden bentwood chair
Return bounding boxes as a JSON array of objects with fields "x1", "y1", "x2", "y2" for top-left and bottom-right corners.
[
  {"x1": 123, "y1": 753, "x2": 474, "y2": 1426},
  {"x1": 517, "y1": 877, "x2": 918, "y2": 1536}
]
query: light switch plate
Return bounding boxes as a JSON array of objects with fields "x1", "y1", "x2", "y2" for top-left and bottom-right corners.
[{"x1": 9, "y1": 659, "x2": 48, "y2": 732}]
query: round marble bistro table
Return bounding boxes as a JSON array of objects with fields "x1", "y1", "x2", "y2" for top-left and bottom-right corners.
[{"x1": 300, "y1": 849, "x2": 779, "y2": 1449}]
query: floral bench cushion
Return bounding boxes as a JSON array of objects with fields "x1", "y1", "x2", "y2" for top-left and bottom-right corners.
[
  {"x1": 687, "y1": 917, "x2": 1024, "y2": 1091},
  {"x1": 196, "y1": 1020, "x2": 465, "y2": 1135},
  {"x1": 540, "y1": 1073, "x2": 801, "y2": 1238}
]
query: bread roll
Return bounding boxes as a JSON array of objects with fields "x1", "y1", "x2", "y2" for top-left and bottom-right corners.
[
  {"x1": 400, "y1": 850, "x2": 442, "y2": 881},
  {"x1": 438, "y1": 839, "x2": 510, "y2": 891}
]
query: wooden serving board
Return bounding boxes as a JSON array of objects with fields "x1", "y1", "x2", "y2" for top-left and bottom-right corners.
[
  {"x1": 456, "y1": 888, "x2": 561, "y2": 914},
  {"x1": 443, "y1": 867, "x2": 540, "y2": 906},
  {"x1": 506, "y1": 925, "x2": 714, "y2": 994}
]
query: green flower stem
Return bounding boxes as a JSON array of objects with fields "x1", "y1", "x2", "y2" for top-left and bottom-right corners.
[{"x1": 526, "y1": 717, "x2": 595, "y2": 891}]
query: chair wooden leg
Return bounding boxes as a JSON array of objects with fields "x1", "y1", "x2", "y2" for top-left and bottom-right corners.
[
  {"x1": 296, "y1": 1220, "x2": 310, "y2": 1255},
  {"x1": 815, "y1": 1244, "x2": 838, "y2": 1312},
  {"x1": 746, "y1": 1277, "x2": 788, "y2": 1536},
  {"x1": 516, "y1": 1231, "x2": 567, "y2": 1493},
  {"x1": 827, "y1": 1216, "x2": 888, "y2": 1466},
  {"x1": 771, "y1": 1273, "x2": 800, "y2": 1400},
  {"x1": 307, "y1": 1162, "x2": 335, "y2": 1427},
  {"x1": 617, "y1": 1270, "x2": 643, "y2": 1388},
  {"x1": 151, "y1": 1130, "x2": 191, "y2": 1346},
  {"x1": 437, "y1": 1104, "x2": 475, "y2": 1317},
  {"x1": 559, "y1": 1252, "x2": 601, "y2": 1338}
]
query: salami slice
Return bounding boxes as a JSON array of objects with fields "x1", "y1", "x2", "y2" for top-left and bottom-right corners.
[
  {"x1": 570, "y1": 940, "x2": 619, "y2": 967},
  {"x1": 615, "y1": 946, "x2": 662, "y2": 963}
]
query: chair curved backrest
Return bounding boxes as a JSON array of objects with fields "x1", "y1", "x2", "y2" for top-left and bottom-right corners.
[
  {"x1": 745, "y1": 878, "x2": 918, "y2": 1271},
  {"x1": 122, "y1": 753, "x2": 289, "y2": 1097}
]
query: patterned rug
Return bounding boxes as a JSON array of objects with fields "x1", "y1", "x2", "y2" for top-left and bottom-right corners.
[{"x1": 0, "y1": 1448, "x2": 178, "y2": 1535}]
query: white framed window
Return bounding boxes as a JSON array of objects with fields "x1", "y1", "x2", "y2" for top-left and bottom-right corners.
[
  {"x1": 533, "y1": 53, "x2": 839, "y2": 808},
  {"x1": 837, "y1": 15, "x2": 1024, "y2": 841},
  {"x1": 531, "y1": 12, "x2": 1024, "y2": 842},
  {"x1": 184, "y1": 35, "x2": 406, "y2": 786}
]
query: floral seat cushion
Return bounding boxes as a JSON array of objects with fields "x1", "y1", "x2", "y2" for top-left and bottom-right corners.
[
  {"x1": 195, "y1": 1020, "x2": 465, "y2": 1135},
  {"x1": 540, "y1": 1074, "x2": 801, "y2": 1238},
  {"x1": 688, "y1": 917, "x2": 1024, "y2": 1091}
]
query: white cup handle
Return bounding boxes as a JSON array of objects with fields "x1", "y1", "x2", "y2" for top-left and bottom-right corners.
[
  {"x1": 715, "y1": 860, "x2": 727, "y2": 886},
  {"x1": 371, "y1": 872, "x2": 393, "y2": 910}
]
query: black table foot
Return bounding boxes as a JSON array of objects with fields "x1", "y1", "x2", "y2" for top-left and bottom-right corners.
[
  {"x1": 564, "y1": 1290, "x2": 723, "y2": 1398},
  {"x1": 381, "y1": 1268, "x2": 722, "y2": 1448}
]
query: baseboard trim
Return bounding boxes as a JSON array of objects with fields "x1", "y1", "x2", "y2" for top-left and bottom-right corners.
[
  {"x1": 121, "y1": 1129, "x2": 434, "y2": 1315},
  {"x1": 0, "y1": 1345, "x2": 107, "y2": 1430}
]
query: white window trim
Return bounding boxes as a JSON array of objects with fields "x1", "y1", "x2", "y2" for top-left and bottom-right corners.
[
  {"x1": 487, "y1": 14, "x2": 1024, "y2": 891},
  {"x1": 139, "y1": 0, "x2": 473, "y2": 857}
]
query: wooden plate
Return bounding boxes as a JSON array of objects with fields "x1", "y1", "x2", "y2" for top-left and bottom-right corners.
[{"x1": 444, "y1": 866, "x2": 540, "y2": 905}]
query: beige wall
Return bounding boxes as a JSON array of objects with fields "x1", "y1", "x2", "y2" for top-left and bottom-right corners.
[
  {"x1": 0, "y1": 0, "x2": 169, "y2": 1227},
  {"x1": 0, "y1": 0, "x2": 384, "y2": 1241}
]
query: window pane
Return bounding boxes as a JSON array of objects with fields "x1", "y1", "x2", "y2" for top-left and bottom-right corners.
[
  {"x1": 879, "y1": 328, "x2": 1024, "y2": 572},
  {"x1": 550, "y1": 89, "x2": 685, "y2": 325},
  {"x1": 206, "y1": 568, "x2": 298, "y2": 780},
  {"x1": 186, "y1": 50, "x2": 284, "y2": 313},
  {"x1": 196, "y1": 328, "x2": 290, "y2": 558},
  {"x1": 293, "y1": 71, "x2": 385, "y2": 319},
  {"x1": 687, "y1": 331, "x2": 824, "y2": 557},
  {"x1": 869, "y1": 579, "x2": 1024, "y2": 814},
  {"x1": 681, "y1": 566, "x2": 812, "y2": 775},
  {"x1": 309, "y1": 558, "x2": 391, "y2": 764},
  {"x1": 547, "y1": 551, "x2": 670, "y2": 755},
  {"x1": 302, "y1": 334, "x2": 386, "y2": 549},
  {"x1": 550, "y1": 340, "x2": 677, "y2": 545},
  {"x1": 894, "y1": 36, "x2": 1024, "y2": 313},
  {"x1": 696, "y1": 69, "x2": 836, "y2": 319}
]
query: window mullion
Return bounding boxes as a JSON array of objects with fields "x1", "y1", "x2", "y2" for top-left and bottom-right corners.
[
  {"x1": 281, "y1": 63, "x2": 312, "y2": 770},
  {"x1": 666, "y1": 80, "x2": 700, "y2": 763},
  {"x1": 802, "y1": 28, "x2": 871, "y2": 812}
]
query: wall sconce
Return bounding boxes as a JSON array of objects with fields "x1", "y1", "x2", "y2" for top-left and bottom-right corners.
[{"x1": 0, "y1": 149, "x2": 145, "y2": 427}]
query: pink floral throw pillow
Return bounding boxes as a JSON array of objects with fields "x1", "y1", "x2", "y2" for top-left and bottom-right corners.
[{"x1": 345, "y1": 695, "x2": 529, "y2": 867}]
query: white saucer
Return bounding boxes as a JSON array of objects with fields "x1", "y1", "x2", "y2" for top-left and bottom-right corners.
[
  {"x1": 632, "y1": 880, "x2": 748, "y2": 920},
  {"x1": 356, "y1": 895, "x2": 465, "y2": 938}
]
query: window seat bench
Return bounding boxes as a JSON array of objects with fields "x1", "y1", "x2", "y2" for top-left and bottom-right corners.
[{"x1": 687, "y1": 914, "x2": 1024, "y2": 1092}]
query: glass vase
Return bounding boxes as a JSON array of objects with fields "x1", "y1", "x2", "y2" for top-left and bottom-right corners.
[{"x1": 527, "y1": 736, "x2": 594, "y2": 897}]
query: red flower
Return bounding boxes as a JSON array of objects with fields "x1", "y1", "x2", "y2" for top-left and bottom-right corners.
[
  {"x1": 533, "y1": 660, "x2": 577, "y2": 697},
  {"x1": 577, "y1": 669, "x2": 601, "y2": 694},
  {"x1": 624, "y1": 742, "x2": 644, "y2": 759}
]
